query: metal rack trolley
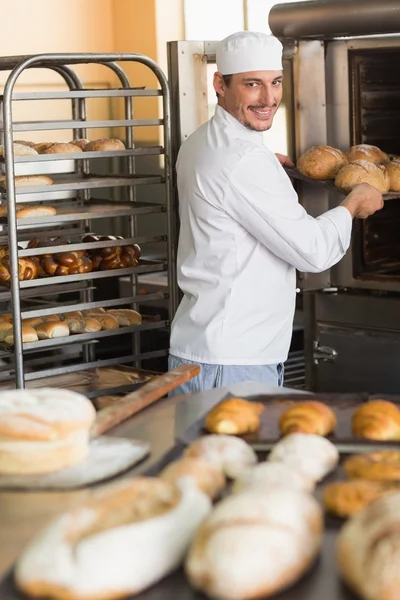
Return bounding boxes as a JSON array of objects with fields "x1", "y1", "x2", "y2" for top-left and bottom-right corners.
[{"x1": 0, "y1": 53, "x2": 178, "y2": 392}]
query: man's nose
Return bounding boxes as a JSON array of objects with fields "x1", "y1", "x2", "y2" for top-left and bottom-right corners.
[{"x1": 259, "y1": 85, "x2": 276, "y2": 106}]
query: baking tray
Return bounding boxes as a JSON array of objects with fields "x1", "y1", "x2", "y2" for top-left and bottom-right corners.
[{"x1": 285, "y1": 166, "x2": 400, "y2": 200}]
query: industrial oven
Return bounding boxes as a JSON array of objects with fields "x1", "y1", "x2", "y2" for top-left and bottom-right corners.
[{"x1": 167, "y1": 0, "x2": 400, "y2": 394}]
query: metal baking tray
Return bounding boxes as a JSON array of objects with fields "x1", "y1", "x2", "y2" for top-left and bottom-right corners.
[
  {"x1": 285, "y1": 167, "x2": 400, "y2": 200},
  {"x1": 7, "y1": 88, "x2": 162, "y2": 100}
]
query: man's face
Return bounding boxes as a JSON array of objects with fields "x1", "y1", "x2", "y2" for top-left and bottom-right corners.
[{"x1": 213, "y1": 70, "x2": 283, "y2": 132}]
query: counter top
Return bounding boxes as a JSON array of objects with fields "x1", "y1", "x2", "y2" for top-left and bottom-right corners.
[{"x1": 0, "y1": 381, "x2": 304, "y2": 578}]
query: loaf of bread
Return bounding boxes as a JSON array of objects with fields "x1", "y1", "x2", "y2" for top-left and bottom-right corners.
[
  {"x1": 39, "y1": 142, "x2": 82, "y2": 154},
  {"x1": 231, "y1": 461, "x2": 315, "y2": 495},
  {"x1": 70, "y1": 138, "x2": 90, "y2": 150},
  {"x1": 0, "y1": 251, "x2": 38, "y2": 283},
  {"x1": 296, "y1": 145, "x2": 347, "y2": 180},
  {"x1": 107, "y1": 308, "x2": 142, "y2": 325},
  {"x1": 0, "y1": 143, "x2": 38, "y2": 157},
  {"x1": 346, "y1": 143, "x2": 389, "y2": 165},
  {"x1": 22, "y1": 317, "x2": 43, "y2": 328},
  {"x1": 344, "y1": 450, "x2": 400, "y2": 482},
  {"x1": 323, "y1": 479, "x2": 399, "y2": 518},
  {"x1": 184, "y1": 434, "x2": 257, "y2": 479},
  {"x1": 386, "y1": 159, "x2": 400, "y2": 192},
  {"x1": 41, "y1": 252, "x2": 93, "y2": 277},
  {"x1": 279, "y1": 400, "x2": 336, "y2": 436},
  {"x1": 205, "y1": 397, "x2": 264, "y2": 435},
  {"x1": 186, "y1": 487, "x2": 323, "y2": 600},
  {"x1": 160, "y1": 457, "x2": 226, "y2": 499},
  {"x1": 14, "y1": 140, "x2": 37, "y2": 149},
  {"x1": 351, "y1": 399, "x2": 400, "y2": 441},
  {"x1": 0, "y1": 175, "x2": 53, "y2": 189},
  {"x1": 15, "y1": 477, "x2": 211, "y2": 600},
  {"x1": 63, "y1": 316, "x2": 102, "y2": 334},
  {"x1": 337, "y1": 491, "x2": 400, "y2": 600},
  {"x1": 267, "y1": 432, "x2": 339, "y2": 482},
  {"x1": 0, "y1": 321, "x2": 13, "y2": 341},
  {"x1": 84, "y1": 138, "x2": 126, "y2": 152},
  {"x1": 34, "y1": 321, "x2": 70, "y2": 340},
  {"x1": 335, "y1": 159, "x2": 390, "y2": 193},
  {"x1": 83, "y1": 312, "x2": 120, "y2": 330},
  {"x1": 41, "y1": 314, "x2": 61, "y2": 323},
  {"x1": 15, "y1": 205, "x2": 57, "y2": 219},
  {"x1": 4, "y1": 326, "x2": 39, "y2": 345},
  {"x1": 0, "y1": 313, "x2": 12, "y2": 323}
]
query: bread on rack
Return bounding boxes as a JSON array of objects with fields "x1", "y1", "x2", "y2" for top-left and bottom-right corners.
[
  {"x1": 346, "y1": 143, "x2": 389, "y2": 165},
  {"x1": 322, "y1": 479, "x2": 399, "y2": 518},
  {"x1": 0, "y1": 205, "x2": 57, "y2": 219},
  {"x1": 0, "y1": 321, "x2": 13, "y2": 341},
  {"x1": 22, "y1": 317, "x2": 43, "y2": 328},
  {"x1": 34, "y1": 321, "x2": 70, "y2": 340},
  {"x1": 296, "y1": 145, "x2": 348, "y2": 180},
  {"x1": 41, "y1": 252, "x2": 93, "y2": 277},
  {"x1": 186, "y1": 487, "x2": 323, "y2": 600},
  {"x1": 70, "y1": 138, "x2": 90, "y2": 150},
  {"x1": 335, "y1": 159, "x2": 390, "y2": 193},
  {"x1": 0, "y1": 248, "x2": 38, "y2": 283},
  {"x1": 184, "y1": 434, "x2": 257, "y2": 479},
  {"x1": 231, "y1": 461, "x2": 315, "y2": 495},
  {"x1": 351, "y1": 399, "x2": 400, "y2": 440},
  {"x1": 343, "y1": 450, "x2": 400, "y2": 481},
  {"x1": 386, "y1": 159, "x2": 400, "y2": 192},
  {"x1": 14, "y1": 140, "x2": 37, "y2": 149},
  {"x1": 0, "y1": 313, "x2": 12, "y2": 323},
  {"x1": 84, "y1": 138, "x2": 126, "y2": 152},
  {"x1": 63, "y1": 316, "x2": 102, "y2": 334},
  {"x1": 278, "y1": 400, "x2": 336, "y2": 436},
  {"x1": 0, "y1": 387, "x2": 96, "y2": 475},
  {"x1": 41, "y1": 314, "x2": 61, "y2": 322},
  {"x1": 0, "y1": 175, "x2": 54, "y2": 189},
  {"x1": 160, "y1": 457, "x2": 226, "y2": 499},
  {"x1": 83, "y1": 312, "x2": 120, "y2": 330},
  {"x1": 82, "y1": 234, "x2": 141, "y2": 270},
  {"x1": 204, "y1": 397, "x2": 264, "y2": 435},
  {"x1": 38, "y1": 142, "x2": 82, "y2": 154},
  {"x1": 4, "y1": 326, "x2": 39, "y2": 345},
  {"x1": 15, "y1": 477, "x2": 211, "y2": 600},
  {"x1": 267, "y1": 432, "x2": 339, "y2": 482},
  {"x1": 107, "y1": 308, "x2": 142, "y2": 325},
  {"x1": 337, "y1": 491, "x2": 400, "y2": 600},
  {"x1": 0, "y1": 143, "x2": 38, "y2": 157}
]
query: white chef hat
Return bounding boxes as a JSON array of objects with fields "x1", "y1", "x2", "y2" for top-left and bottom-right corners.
[{"x1": 216, "y1": 31, "x2": 283, "y2": 75}]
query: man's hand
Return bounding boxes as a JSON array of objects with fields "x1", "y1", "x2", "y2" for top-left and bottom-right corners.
[
  {"x1": 341, "y1": 182, "x2": 384, "y2": 219},
  {"x1": 275, "y1": 153, "x2": 294, "y2": 168}
]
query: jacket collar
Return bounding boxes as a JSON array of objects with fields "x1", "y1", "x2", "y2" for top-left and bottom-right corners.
[{"x1": 214, "y1": 104, "x2": 264, "y2": 145}]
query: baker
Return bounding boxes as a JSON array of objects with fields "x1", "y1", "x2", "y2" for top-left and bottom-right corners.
[{"x1": 168, "y1": 30, "x2": 383, "y2": 395}]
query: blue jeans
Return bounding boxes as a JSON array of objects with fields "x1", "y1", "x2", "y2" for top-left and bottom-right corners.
[{"x1": 168, "y1": 354, "x2": 284, "y2": 397}]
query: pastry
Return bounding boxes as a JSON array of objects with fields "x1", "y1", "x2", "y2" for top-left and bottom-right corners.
[
  {"x1": 160, "y1": 457, "x2": 226, "y2": 499},
  {"x1": 231, "y1": 461, "x2": 315, "y2": 495},
  {"x1": 279, "y1": 400, "x2": 336, "y2": 436},
  {"x1": 351, "y1": 399, "x2": 400, "y2": 440},
  {"x1": 0, "y1": 388, "x2": 96, "y2": 474},
  {"x1": 296, "y1": 145, "x2": 347, "y2": 180},
  {"x1": 84, "y1": 138, "x2": 126, "y2": 152},
  {"x1": 184, "y1": 434, "x2": 257, "y2": 479},
  {"x1": 205, "y1": 397, "x2": 264, "y2": 435},
  {"x1": 335, "y1": 159, "x2": 390, "y2": 193},
  {"x1": 346, "y1": 143, "x2": 389, "y2": 165},
  {"x1": 343, "y1": 450, "x2": 400, "y2": 481},
  {"x1": 323, "y1": 479, "x2": 399, "y2": 518},
  {"x1": 267, "y1": 432, "x2": 339, "y2": 482}
]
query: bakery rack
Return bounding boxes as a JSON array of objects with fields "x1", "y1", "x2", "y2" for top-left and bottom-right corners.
[{"x1": 0, "y1": 52, "x2": 178, "y2": 394}]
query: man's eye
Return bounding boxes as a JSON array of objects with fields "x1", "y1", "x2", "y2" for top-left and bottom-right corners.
[
  {"x1": 273, "y1": 80, "x2": 282, "y2": 86},
  {"x1": 246, "y1": 82, "x2": 258, "y2": 87}
]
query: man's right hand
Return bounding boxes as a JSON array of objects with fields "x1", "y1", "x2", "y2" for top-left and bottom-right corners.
[{"x1": 341, "y1": 182, "x2": 384, "y2": 219}]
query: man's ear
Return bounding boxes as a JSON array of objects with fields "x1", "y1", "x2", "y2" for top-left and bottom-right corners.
[{"x1": 213, "y1": 72, "x2": 226, "y2": 97}]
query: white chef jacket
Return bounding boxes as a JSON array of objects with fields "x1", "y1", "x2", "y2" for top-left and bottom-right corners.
[{"x1": 170, "y1": 105, "x2": 352, "y2": 365}]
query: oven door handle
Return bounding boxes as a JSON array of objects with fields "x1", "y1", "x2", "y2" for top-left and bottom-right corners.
[{"x1": 313, "y1": 341, "x2": 338, "y2": 365}]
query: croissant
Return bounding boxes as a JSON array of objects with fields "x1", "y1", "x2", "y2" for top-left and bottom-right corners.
[
  {"x1": 351, "y1": 399, "x2": 400, "y2": 440},
  {"x1": 322, "y1": 479, "x2": 399, "y2": 518},
  {"x1": 204, "y1": 397, "x2": 264, "y2": 436},
  {"x1": 343, "y1": 450, "x2": 400, "y2": 482},
  {"x1": 279, "y1": 400, "x2": 336, "y2": 437}
]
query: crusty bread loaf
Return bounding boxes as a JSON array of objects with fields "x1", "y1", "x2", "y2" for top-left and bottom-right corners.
[
  {"x1": 84, "y1": 138, "x2": 125, "y2": 152},
  {"x1": 186, "y1": 488, "x2": 323, "y2": 600},
  {"x1": 231, "y1": 461, "x2": 315, "y2": 495},
  {"x1": 323, "y1": 479, "x2": 399, "y2": 518},
  {"x1": 41, "y1": 315, "x2": 61, "y2": 323},
  {"x1": 344, "y1": 450, "x2": 400, "y2": 482},
  {"x1": 184, "y1": 434, "x2": 257, "y2": 479},
  {"x1": 107, "y1": 308, "x2": 142, "y2": 326},
  {"x1": 160, "y1": 457, "x2": 226, "y2": 499},
  {"x1": 346, "y1": 143, "x2": 389, "y2": 165},
  {"x1": 279, "y1": 400, "x2": 336, "y2": 436},
  {"x1": 34, "y1": 321, "x2": 70, "y2": 339},
  {"x1": 84, "y1": 313, "x2": 120, "y2": 330},
  {"x1": 267, "y1": 432, "x2": 339, "y2": 482},
  {"x1": 337, "y1": 491, "x2": 400, "y2": 600},
  {"x1": 33, "y1": 142, "x2": 53, "y2": 153},
  {"x1": 70, "y1": 138, "x2": 90, "y2": 150},
  {"x1": 205, "y1": 397, "x2": 264, "y2": 436},
  {"x1": 0, "y1": 143, "x2": 38, "y2": 157},
  {"x1": 335, "y1": 159, "x2": 390, "y2": 193},
  {"x1": 0, "y1": 321, "x2": 13, "y2": 341},
  {"x1": 0, "y1": 175, "x2": 54, "y2": 189},
  {"x1": 22, "y1": 317, "x2": 43, "y2": 328},
  {"x1": 15, "y1": 477, "x2": 211, "y2": 600},
  {"x1": 63, "y1": 316, "x2": 102, "y2": 334},
  {"x1": 351, "y1": 399, "x2": 400, "y2": 441},
  {"x1": 296, "y1": 145, "x2": 347, "y2": 180},
  {"x1": 4, "y1": 326, "x2": 38, "y2": 345},
  {"x1": 39, "y1": 142, "x2": 82, "y2": 154},
  {"x1": 14, "y1": 141, "x2": 37, "y2": 149},
  {"x1": 16, "y1": 205, "x2": 57, "y2": 219},
  {"x1": 0, "y1": 387, "x2": 96, "y2": 475},
  {"x1": 386, "y1": 159, "x2": 400, "y2": 192}
]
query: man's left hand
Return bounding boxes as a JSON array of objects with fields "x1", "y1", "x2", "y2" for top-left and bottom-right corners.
[{"x1": 275, "y1": 153, "x2": 294, "y2": 167}]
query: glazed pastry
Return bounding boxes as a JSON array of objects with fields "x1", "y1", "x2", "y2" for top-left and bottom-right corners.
[
  {"x1": 322, "y1": 479, "x2": 399, "y2": 518},
  {"x1": 279, "y1": 400, "x2": 336, "y2": 436},
  {"x1": 343, "y1": 450, "x2": 400, "y2": 482},
  {"x1": 160, "y1": 457, "x2": 226, "y2": 499},
  {"x1": 184, "y1": 434, "x2": 257, "y2": 479},
  {"x1": 205, "y1": 397, "x2": 264, "y2": 435},
  {"x1": 351, "y1": 399, "x2": 400, "y2": 441}
]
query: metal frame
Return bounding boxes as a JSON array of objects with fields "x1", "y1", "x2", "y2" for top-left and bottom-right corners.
[{"x1": 0, "y1": 52, "x2": 178, "y2": 389}]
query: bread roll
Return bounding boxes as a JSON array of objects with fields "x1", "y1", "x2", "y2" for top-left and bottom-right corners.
[
  {"x1": 84, "y1": 138, "x2": 125, "y2": 152},
  {"x1": 34, "y1": 321, "x2": 70, "y2": 340},
  {"x1": 279, "y1": 400, "x2": 336, "y2": 436},
  {"x1": 16, "y1": 205, "x2": 57, "y2": 219},
  {"x1": 184, "y1": 434, "x2": 257, "y2": 479},
  {"x1": 386, "y1": 159, "x2": 400, "y2": 192},
  {"x1": 231, "y1": 461, "x2": 315, "y2": 495},
  {"x1": 58, "y1": 311, "x2": 82, "y2": 319},
  {"x1": 351, "y1": 399, "x2": 400, "y2": 441},
  {"x1": 296, "y1": 145, "x2": 347, "y2": 180},
  {"x1": 39, "y1": 142, "x2": 82, "y2": 154},
  {"x1": 0, "y1": 143, "x2": 38, "y2": 157},
  {"x1": 41, "y1": 315, "x2": 61, "y2": 323},
  {"x1": 82, "y1": 307, "x2": 106, "y2": 315},
  {"x1": 0, "y1": 321, "x2": 13, "y2": 341},
  {"x1": 15, "y1": 477, "x2": 211, "y2": 600},
  {"x1": 323, "y1": 479, "x2": 399, "y2": 518},
  {"x1": 344, "y1": 450, "x2": 400, "y2": 482},
  {"x1": 5, "y1": 326, "x2": 38, "y2": 345},
  {"x1": 0, "y1": 387, "x2": 96, "y2": 475},
  {"x1": 267, "y1": 432, "x2": 339, "y2": 482},
  {"x1": 33, "y1": 142, "x2": 53, "y2": 153},
  {"x1": 337, "y1": 491, "x2": 400, "y2": 600},
  {"x1": 22, "y1": 317, "x2": 43, "y2": 328},
  {"x1": 64, "y1": 316, "x2": 102, "y2": 334},
  {"x1": 186, "y1": 488, "x2": 323, "y2": 600},
  {"x1": 70, "y1": 138, "x2": 90, "y2": 150},
  {"x1": 14, "y1": 141, "x2": 37, "y2": 149},
  {"x1": 0, "y1": 175, "x2": 53, "y2": 189},
  {"x1": 346, "y1": 143, "x2": 389, "y2": 165},
  {"x1": 205, "y1": 397, "x2": 264, "y2": 435},
  {"x1": 160, "y1": 457, "x2": 226, "y2": 499},
  {"x1": 335, "y1": 159, "x2": 390, "y2": 193},
  {"x1": 107, "y1": 308, "x2": 142, "y2": 326},
  {"x1": 85, "y1": 313, "x2": 120, "y2": 330},
  {"x1": 0, "y1": 313, "x2": 12, "y2": 323}
]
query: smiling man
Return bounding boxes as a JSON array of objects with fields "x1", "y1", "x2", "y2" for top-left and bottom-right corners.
[{"x1": 168, "y1": 31, "x2": 383, "y2": 395}]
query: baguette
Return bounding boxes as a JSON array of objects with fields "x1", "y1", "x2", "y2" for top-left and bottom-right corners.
[
  {"x1": 34, "y1": 321, "x2": 70, "y2": 340},
  {"x1": 15, "y1": 477, "x2": 211, "y2": 600}
]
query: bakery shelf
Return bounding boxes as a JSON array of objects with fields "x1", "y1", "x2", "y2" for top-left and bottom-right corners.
[
  {"x1": 5, "y1": 118, "x2": 163, "y2": 131},
  {"x1": 5, "y1": 88, "x2": 163, "y2": 100},
  {"x1": 0, "y1": 281, "x2": 91, "y2": 302},
  {"x1": 18, "y1": 235, "x2": 166, "y2": 257},
  {"x1": 8, "y1": 147, "x2": 164, "y2": 162}
]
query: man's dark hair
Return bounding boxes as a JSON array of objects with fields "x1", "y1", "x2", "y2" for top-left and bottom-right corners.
[{"x1": 216, "y1": 74, "x2": 232, "y2": 98}]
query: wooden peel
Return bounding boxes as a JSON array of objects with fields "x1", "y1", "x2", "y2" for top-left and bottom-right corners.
[{"x1": 91, "y1": 363, "x2": 200, "y2": 437}]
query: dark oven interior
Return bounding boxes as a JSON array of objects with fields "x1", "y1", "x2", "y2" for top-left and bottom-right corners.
[{"x1": 350, "y1": 49, "x2": 400, "y2": 281}]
